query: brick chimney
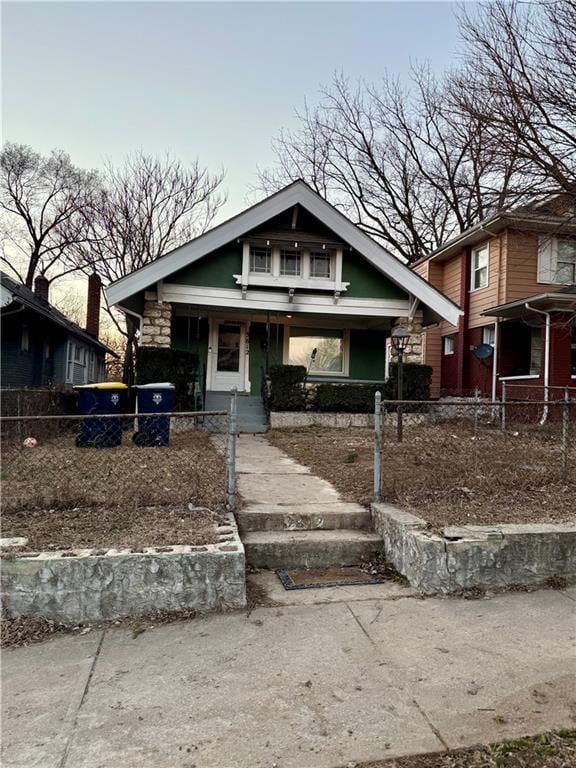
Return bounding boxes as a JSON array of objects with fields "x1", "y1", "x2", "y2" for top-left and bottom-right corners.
[
  {"x1": 34, "y1": 275, "x2": 50, "y2": 303},
  {"x1": 86, "y1": 273, "x2": 102, "y2": 338}
]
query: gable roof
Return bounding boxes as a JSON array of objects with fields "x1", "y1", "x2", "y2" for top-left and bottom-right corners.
[
  {"x1": 106, "y1": 180, "x2": 461, "y2": 326},
  {"x1": 0, "y1": 272, "x2": 112, "y2": 353}
]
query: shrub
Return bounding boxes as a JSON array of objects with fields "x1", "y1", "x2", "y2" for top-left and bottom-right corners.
[
  {"x1": 136, "y1": 347, "x2": 199, "y2": 410},
  {"x1": 269, "y1": 365, "x2": 307, "y2": 411},
  {"x1": 314, "y1": 384, "x2": 380, "y2": 413},
  {"x1": 382, "y1": 363, "x2": 432, "y2": 401}
]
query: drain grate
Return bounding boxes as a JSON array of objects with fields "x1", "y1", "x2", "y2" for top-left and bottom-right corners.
[{"x1": 275, "y1": 566, "x2": 388, "y2": 590}]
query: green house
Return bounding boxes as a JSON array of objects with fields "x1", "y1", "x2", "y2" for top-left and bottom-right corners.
[{"x1": 107, "y1": 181, "x2": 460, "y2": 425}]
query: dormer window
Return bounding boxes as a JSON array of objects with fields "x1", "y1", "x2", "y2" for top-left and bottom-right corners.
[
  {"x1": 280, "y1": 249, "x2": 302, "y2": 277},
  {"x1": 249, "y1": 246, "x2": 272, "y2": 274},
  {"x1": 310, "y1": 251, "x2": 333, "y2": 279}
]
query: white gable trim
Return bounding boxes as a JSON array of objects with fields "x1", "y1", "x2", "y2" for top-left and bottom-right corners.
[{"x1": 105, "y1": 181, "x2": 461, "y2": 326}]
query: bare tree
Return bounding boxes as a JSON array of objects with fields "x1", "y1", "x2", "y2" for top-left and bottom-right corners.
[
  {"x1": 453, "y1": 0, "x2": 576, "y2": 202},
  {"x1": 258, "y1": 71, "x2": 527, "y2": 263},
  {"x1": 0, "y1": 143, "x2": 96, "y2": 286},
  {"x1": 75, "y1": 151, "x2": 226, "y2": 380}
]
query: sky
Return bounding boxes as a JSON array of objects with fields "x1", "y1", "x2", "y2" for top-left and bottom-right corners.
[{"x1": 2, "y1": 1, "x2": 464, "y2": 219}]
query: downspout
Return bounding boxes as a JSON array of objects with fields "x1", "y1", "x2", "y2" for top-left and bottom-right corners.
[
  {"x1": 525, "y1": 303, "x2": 551, "y2": 424},
  {"x1": 491, "y1": 319, "x2": 499, "y2": 402}
]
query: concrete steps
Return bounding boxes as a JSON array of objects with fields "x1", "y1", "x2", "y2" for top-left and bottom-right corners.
[
  {"x1": 242, "y1": 530, "x2": 382, "y2": 570},
  {"x1": 237, "y1": 503, "x2": 371, "y2": 533},
  {"x1": 204, "y1": 392, "x2": 267, "y2": 434}
]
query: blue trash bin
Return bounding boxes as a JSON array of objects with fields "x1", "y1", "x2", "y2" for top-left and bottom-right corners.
[
  {"x1": 132, "y1": 383, "x2": 176, "y2": 447},
  {"x1": 75, "y1": 383, "x2": 128, "y2": 448}
]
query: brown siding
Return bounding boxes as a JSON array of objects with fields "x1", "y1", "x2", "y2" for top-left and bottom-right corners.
[
  {"x1": 468, "y1": 238, "x2": 503, "y2": 328},
  {"x1": 422, "y1": 325, "x2": 442, "y2": 397},
  {"x1": 439, "y1": 254, "x2": 462, "y2": 335},
  {"x1": 503, "y1": 230, "x2": 558, "y2": 303}
]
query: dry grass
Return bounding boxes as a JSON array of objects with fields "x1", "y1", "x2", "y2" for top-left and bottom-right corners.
[
  {"x1": 1, "y1": 428, "x2": 227, "y2": 549},
  {"x1": 352, "y1": 730, "x2": 576, "y2": 768},
  {"x1": 268, "y1": 423, "x2": 576, "y2": 529}
]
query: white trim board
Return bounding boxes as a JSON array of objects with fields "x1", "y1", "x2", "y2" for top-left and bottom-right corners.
[
  {"x1": 146, "y1": 284, "x2": 413, "y2": 317},
  {"x1": 106, "y1": 181, "x2": 462, "y2": 326}
]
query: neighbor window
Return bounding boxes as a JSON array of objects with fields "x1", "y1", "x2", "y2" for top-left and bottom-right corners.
[
  {"x1": 529, "y1": 327, "x2": 542, "y2": 375},
  {"x1": 249, "y1": 246, "x2": 272, "y2": 274},
  {"x1": 66, "y1": 341, "x2": 88, "y2": 384},
  {"x1": 471, "y1": 245, "x2": 489, "y2": 291},
  {"x1": 556, "y1": 240, "x2": 576, "y2": 284},
  {"x1": 443, "y1": 336, "x2": 455, "y2": 355},
  {"x1": 310, "y1": 251, "x2": 332, "y2": 279},
  {"x1": 287, "y1": 327, "x2": 345, "y2": 374},
  {"x1": 280, "y1": 249, "x2": 302, "y2": 277},
  {"x1": 21, "y1": 326, "x2": 30, "y2": 352},
  {"x1": 482, "y1": 326, "x2": 495, "y2": 347},
  {"x1": 571, "y1": 327, "x2": 576, "y2": 377}
]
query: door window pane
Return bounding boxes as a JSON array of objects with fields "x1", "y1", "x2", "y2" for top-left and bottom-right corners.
[
  {"x1": 288, "y1": 328, "x2": 343, "y2": 373},
  {"x1": 217, "y1": 324, "x2": 241, "y2": 372}
]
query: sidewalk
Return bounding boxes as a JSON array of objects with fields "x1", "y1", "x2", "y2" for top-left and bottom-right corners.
[{"x1": 3, "y1": 587, "x2": 575, "y2": 768}]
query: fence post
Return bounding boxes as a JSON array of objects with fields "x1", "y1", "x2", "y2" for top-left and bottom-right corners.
[
  {"x1": 501, "y1": 380, "x2": 507, "y2": 433},
  {"x1": 561, "y1": 387, "x2": 570, "y2": 483},
  {"x1": 226, "y1": 388, "x2": 238, "y2": 509},
  {"x1": 374, "y1": 391, "x2": 382, "y2": 502}
]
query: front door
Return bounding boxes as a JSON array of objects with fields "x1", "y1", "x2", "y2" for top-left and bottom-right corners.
[{"x1": 210, "y1": 321, "x2": 247, "y2": 391}]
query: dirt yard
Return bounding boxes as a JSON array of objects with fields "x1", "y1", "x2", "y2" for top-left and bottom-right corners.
[
  {"x1": 1, "y1": 429, "x2": 226, "y2": 550},
  {"x1": 355, "y1": 730, "x2": 576, "y2": 768},
  {"x1": 268, "y1": 425, "x2": 576, "y2": 529}
]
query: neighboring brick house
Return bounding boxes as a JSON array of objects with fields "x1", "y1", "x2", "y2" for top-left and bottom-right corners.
[{"x1": 413, "y1": 196, "x2": 576, "y2": 399}]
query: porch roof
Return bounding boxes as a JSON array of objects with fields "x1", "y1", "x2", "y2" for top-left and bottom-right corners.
[{"x1": 481, "y1": 286, "x2": 576, "y2": 319}]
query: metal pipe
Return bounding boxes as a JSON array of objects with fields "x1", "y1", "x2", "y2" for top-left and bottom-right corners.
[{"x1": 374, "y1": 391, "x2": 382, "y2": 502}]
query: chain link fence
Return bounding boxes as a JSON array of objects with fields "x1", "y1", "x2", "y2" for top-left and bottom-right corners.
[
  {"x1": 373, "y1": 394, "x2": 575, "y2": 528},
  {"x1": 1, "y1": 407, "x2": 237, "y2": 551}
]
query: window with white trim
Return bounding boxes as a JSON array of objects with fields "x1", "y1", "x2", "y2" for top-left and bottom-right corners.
[
  {"x1": 309, "y1": 251, "x2": 333, "y2": 279},
  {"x1": 280, "y1": 249, "x2": 302, "y2": 277},
  {"x1": 66, "y1": 341, "x2": 75, "y2": 383},
  {"x1": 249, "y1": 246, "x2": 272, "y2": 274},
  {"x1": 286, "y1": 327, "x2": 346, "y2": 375},
  {"x1": 538, "y1": 236, "x2": 576, "y2": 284},
  {"x1": 529, "y1": 327, "x2": 542, "y2": 375},
  {"x1": 443, "y1": 336, "x2": 455, "y2": 355},
  {"x1": 482, "y1": 325, "x2": 495, "y2": 347},
  {"x1": 471, "y1": 244, "x2": 489, "y2": 291}
]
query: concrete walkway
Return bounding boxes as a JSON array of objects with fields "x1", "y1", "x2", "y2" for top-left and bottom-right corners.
[
  {"x1": 3, "y1": 587, "x2": 576, "y2": 768},
  {"x1": 236, "y1": 435, "x2": 381, "y2": 568}
]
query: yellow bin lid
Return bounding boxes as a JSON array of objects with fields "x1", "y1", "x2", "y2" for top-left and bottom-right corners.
[{"x1": 74, "y1": 382, "x2": 128, "y2": 390}]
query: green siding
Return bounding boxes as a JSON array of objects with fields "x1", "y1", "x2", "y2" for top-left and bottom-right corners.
[
  {"x1": 248, "y1": 323, "x2": 284, "y2": 394},
  {"x1": 170, "y1": 245, "x2": 242, "y2": 290},
  {"x1": 348, "y1": 329, "x2": 387, "y2": 380},
  {"x1": 342, "y1": 250, "x2": 407, "y2": 299}
]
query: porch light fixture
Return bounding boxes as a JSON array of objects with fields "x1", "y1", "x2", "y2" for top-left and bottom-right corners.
[{"x1": 390, "y1": 326, "x2": 411, "y2": 442}]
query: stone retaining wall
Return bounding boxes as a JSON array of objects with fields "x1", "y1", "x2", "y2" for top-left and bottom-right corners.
[
  {"x1": 371, "y1": 503, "x2": 576, "y2": 594},
  {"x1": 1, "y1": 514, "x2": 246, "y2": 622},
  {"x1": 270, "y1": 412, "x2": 427, "y2": 429}
]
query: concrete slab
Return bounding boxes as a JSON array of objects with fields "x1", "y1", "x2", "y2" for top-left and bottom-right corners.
[
  {"x1": 1, "y1": 632, "x2": 103, "y2": 768},
  {"x1": 238, "y1": 471, "x2": 340, "y2": 504},
  {"x1": 243, "y1": 529, "x2": 382, "y2": 568},
  {"x1": 238, "y1": 502, "x2": 371, "y2": 532},
  {"x1": 3, "y1": 590, "x2": 575, "y2": 768},
  {"x1": 248, "y1": 571, "x2": 418, "y2": 606},
  {"x1": 236, "y1": 434, "x2": 310, "y2": 474}
]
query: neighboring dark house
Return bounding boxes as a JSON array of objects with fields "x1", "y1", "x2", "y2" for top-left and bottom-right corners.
[{"x1": 1, "y1": 272, "x2": 110, "y2": 389}]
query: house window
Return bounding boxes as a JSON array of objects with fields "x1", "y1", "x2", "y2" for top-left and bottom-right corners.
[
  {"x1": 66, "y1": 342, "x2": 75, "y2": 383},
  {"x1": 21, "y1": 326, "x2": 30, "y2": 352},
  {"x1": 471, "y1": 245, "x2": 489, "y2": 291},
  {"x1": 482, "y1": 326, "x2": 495, "y2": 347},
  {"x1": 66, "y1": 341, "x2": 88, "y2": 384},
  {"x1": 556, "y1": 240, "x2": 576, "y2": 284},
  {"x1": 443, "y1": 336, "x2": 455, "y2": 355},
  {"x1": 310, "y1": 251, "x2": 332, "y2": 279},
  {"x1": 249, "y1": 246, "x2": 272, "y2": 274},
  {"x1": 529, "y1": 327, "x2": 542, "y2": 375},
  {"x1": 280, "y1": 249, "x2": 302, "y2": 277},
  {"x1": 571, "y1": 327, "x2": 576, "y2": 377},
  {"x1": 286, "y1": 327, "x2": 346, "y2": 375}
]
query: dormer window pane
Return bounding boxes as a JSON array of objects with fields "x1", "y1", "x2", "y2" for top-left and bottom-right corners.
[
  {"x1": 249, "y1": 246, "x2": 272, "y2": 274},
  {"x1": 280, "y1": 249, "x2": 302, "y2": 276},
  {"x1": 310, "y1": 252, "x2": 332, "y2": 279}
]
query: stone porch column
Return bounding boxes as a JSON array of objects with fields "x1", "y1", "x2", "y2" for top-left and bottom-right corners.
[
  {"x1": 140, "y1": 301, "x2": 172, "y2": 348},
  {"x1": 390, "y1": 312, "x2": 423, "y2": 364}
]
